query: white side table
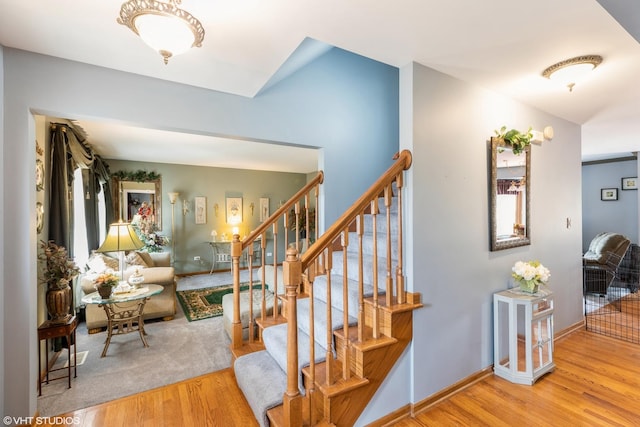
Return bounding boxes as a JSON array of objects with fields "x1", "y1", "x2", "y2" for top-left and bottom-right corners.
[{"x1": 493, "y1": 287, "x2": 555, "y2": 385}]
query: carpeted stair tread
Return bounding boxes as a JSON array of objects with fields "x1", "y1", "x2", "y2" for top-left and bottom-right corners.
[
  {"x1": 262, "y1": 323, "x2": 326, "y2": 394},
  {"x1": 312, "y1": 273, "x2": 376, "y2": 316},
  {"x1": 234, "y1": 350, "x2": 287, "y2": 427},
  {"x1": 296, "y1": 298, "x2": 357, "y2": 346},
  {"x1": 331, "y1": 250, "x2": 398, "y2": 287}
]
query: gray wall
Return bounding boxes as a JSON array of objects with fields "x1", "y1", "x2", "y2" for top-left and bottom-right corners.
[
  {"x1": 582, "y1": 159, "x2": 638, "y2": 250},
  {"x1": 1, "y1": 47, "x2": 398, "y2": 417},
  {"x1": 107, "y1": 159, "x2": 309, "y2": 274},
  {"x1": 359, "y1": 62, "x2": 584, "y2": 424}
]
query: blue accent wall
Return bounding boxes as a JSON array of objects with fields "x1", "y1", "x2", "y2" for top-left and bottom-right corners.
[{"x1": 1, "y1": 46, "x2": 399, "y2": 417}]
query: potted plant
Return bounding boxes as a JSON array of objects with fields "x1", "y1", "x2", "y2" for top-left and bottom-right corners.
[
  {"x1": 39, "y1": 240, "x2": 80, "y2": 324},
  {"x1": 93, "y1": 273, "x2": 120, "y2": 299},
  {"x1": 289, "y1": 207, "x2": 316, "y2": 239},
  {"x1": 494, "y1": 126, "x2": 533, "y2": 155}
]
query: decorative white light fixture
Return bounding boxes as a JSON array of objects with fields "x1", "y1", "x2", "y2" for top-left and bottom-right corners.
[
  {"x1": 117, "y1": 0, "x2": 205, "y2": 65},
  {"x1": 542, "y1": 55, "x2": 602, "y2": 92}
]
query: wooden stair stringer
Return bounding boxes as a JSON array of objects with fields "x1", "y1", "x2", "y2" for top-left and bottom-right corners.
[{"x1": 291, "y1": 306, "x2": 415, "y2": 427}]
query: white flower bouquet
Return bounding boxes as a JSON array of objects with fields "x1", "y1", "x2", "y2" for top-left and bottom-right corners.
[{"x1": 512, "y1": 260, "x2": 550, "y2": 293}]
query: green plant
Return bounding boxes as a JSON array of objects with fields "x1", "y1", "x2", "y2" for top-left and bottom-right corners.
[
  {"x1": 38, "y1": 240, "x2": 80, "y2": 291},
  {"x1": 111, "y1": 169, "x2": 161, "y2": 182},
  {"x1": 494, "y1": 126, "x2": 533, "y2": 155}
]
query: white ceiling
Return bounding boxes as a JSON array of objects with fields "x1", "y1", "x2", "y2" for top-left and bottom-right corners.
[{"x1": 2, "y1": 0, "x2": 640, "y2": 166}]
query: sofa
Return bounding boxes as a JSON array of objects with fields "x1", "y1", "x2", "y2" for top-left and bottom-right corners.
[
  {"x1": 79, "y1": 251, "x2": 177, "y2": 332},
  {"x1": 222, "y1": 265, "x2": 283, "y2": 340}
]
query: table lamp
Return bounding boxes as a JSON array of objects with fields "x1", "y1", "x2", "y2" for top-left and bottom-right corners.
[{"x1": 97, "y1": 221, "x2": 145, "y2": 282}]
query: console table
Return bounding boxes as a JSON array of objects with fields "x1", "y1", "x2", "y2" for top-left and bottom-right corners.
[
  {"x1": 493, "y1": 287, "x2": 555, "y2": 385},
  {"x1": 38, "y1": 315, "x2": 78, "y2": 396},
  {"x1": 82, "y1": 284, "x2": 163, "y2": 357},
  {"x1": 206, "y1": 238, "x2": 267, "y2": 274}
]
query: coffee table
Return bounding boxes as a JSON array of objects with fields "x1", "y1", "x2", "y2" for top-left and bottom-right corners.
[{"x1": 81, "y1": 284, "x2": 163, "y2": 357}]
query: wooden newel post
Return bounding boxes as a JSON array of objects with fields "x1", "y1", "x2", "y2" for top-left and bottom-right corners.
[
  {"x1": 231, "y1": 234, "x2": 243, "y2": 349},
  {"x1": 282, "y1": 246, "x2": 302, "y2": 426}
]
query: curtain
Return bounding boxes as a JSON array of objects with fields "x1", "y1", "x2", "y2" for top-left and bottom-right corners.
[
  {"x1": 83, "y1": 155, "x2": 114, "y2": 251},
  {"x1": 48, "y1": 124, "x2": 76, "y2": 250}
]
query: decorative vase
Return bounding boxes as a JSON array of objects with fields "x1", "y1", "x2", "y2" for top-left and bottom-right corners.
[
  {"x1": 519, "y1": 282, "x2": 539, "y2": 294},
  {"x1": 128, "y1": 269, "x2": 144, "y2": 289},
  {"x1": 45, "y1": 285, "x2": 72, "y2": 324},
  {"x1": 97, "y1": 285, "x2": 113, "y2": 299}
]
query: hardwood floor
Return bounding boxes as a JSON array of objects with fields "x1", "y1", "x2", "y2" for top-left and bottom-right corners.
[
  {"x1": 401, "y1": 330, "x2": 640, "y2": 426},
  {"x1": 43, "y1": 330, "x2": 640, "y2": 426}
]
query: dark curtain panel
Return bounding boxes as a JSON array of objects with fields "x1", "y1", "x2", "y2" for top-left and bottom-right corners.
[
  {"x1": 82, "y1": 168, "x2": 100, "y2": 252},
  {"x1": 48, "y1": 124, "x2": 75, "y2": 249},
  {"x1": 83, "y1": 156, "x2": 114, "y2": 252},
  {"x1": 94, "y1": 156, "x2": 115, "y2": 230}
]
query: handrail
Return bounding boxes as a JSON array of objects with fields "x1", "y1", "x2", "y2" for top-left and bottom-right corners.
[
  {"x1": 300, "y1": 150, "x2": 411, "y2": 271},
  {"x1": 230, "y1": 170, "x2": 324, "y2": 349},
  {"x1": 241, "y1": 171, "x2": 324, "y2": 250},
  {"x1": 279, "y1": 149, "x2": 412, "y2": 423}
]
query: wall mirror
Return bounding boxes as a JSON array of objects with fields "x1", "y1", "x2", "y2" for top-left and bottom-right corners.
[
  {"x1": 490, "y1": 137, "x2": 530, "y2": 251},
  {"x1": 112, "y1": 176, "x2": 162, "y2": 230}
]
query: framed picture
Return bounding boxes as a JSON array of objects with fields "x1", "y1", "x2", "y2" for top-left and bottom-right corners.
[
  {"x1": 195, "y1": 196, "x2": 206, "y2": 224},
  {"x1": 621, "y1": 177, "x2": 638, "y2": 190},
  {"x1": 601, "y1": 188, "x2": 618, "y2": 201},
  {"x1": 259, "y1": 198, "x2": 269, "y2": 222},
  {"x1": 226, "y1": 197, "x2": 243, "y2": 224}
]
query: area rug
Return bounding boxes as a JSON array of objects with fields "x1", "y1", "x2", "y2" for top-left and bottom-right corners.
[{"x1": 177, "y1": 282, "x2": 254, "y2": 321}]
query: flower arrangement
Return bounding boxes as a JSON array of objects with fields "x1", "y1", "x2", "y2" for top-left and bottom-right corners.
[
  {"x1": 93, "y1": 273, "x2": 120, "y2": 289},
  {"x1": 512, "y1": 260, "x2": 550, "y2": 293},
  {"x1": 131, "y1": 203, "x2": 169, "y2": 252},
  {"x1": 38, "y1": 240, "x2": 80, "y2": 291}
]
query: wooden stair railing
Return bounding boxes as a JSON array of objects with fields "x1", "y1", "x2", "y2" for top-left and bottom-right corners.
[
  {"x1": 230, "y1": 171, "x2": 324, "y2": 351},
  {"x1": 274, "y1": 150, "x2": 421, "y2": 426}
]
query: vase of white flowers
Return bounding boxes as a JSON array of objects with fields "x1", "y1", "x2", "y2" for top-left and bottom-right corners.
[{"x1": 511, "y1": 260, "x2": 550, "y2": 293}]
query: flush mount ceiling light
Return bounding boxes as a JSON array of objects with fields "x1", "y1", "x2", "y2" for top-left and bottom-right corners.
[
  {"x1": 542, "y1": 55, "x2": 602, "y2": 92},
  {"x1": 117, "y1": 0, "x2": 205, "y2": 65}
]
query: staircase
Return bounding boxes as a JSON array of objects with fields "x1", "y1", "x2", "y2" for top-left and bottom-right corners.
[{"x1": 230, "y1": 151, "x2": 421, "y2": 426}]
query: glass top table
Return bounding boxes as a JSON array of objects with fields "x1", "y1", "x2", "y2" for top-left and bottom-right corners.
[{"x1": 81, "y1": 284, "x2": 163, "y2": 357}]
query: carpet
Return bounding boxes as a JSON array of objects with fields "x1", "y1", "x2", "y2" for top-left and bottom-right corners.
[{"x1": 177, "y1": 282, "x2": 253, "y2": 321}]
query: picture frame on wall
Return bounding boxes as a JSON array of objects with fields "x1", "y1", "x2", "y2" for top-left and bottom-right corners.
[
  {"x1": 621, "y1": 177, "x2": 638, "y2": 190},
  {"x1": 601, "y1": 188, "x2": 619, "y2": 201},
  {"x1": 259, "y1": 198, "x2": 269, "y2": 222},
  {"x1": 226, "y1": 197, "x2": 243, "y2": 224},
  {"x1": 195, "y1": 196, "x2": 206, "y2": 224}
]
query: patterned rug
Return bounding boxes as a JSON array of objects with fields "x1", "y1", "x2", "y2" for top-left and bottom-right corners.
[{"x1": 176, "y1": 283, "x2": 252, "y2": 321}]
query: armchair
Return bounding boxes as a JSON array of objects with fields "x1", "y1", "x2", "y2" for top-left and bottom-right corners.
[{"x1": 583, "y1": 232, "x2": 631, "y2": 296}]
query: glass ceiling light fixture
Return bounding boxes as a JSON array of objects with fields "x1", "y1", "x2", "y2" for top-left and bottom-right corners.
[
  {"x1": 117, "y1": 0, "x2": 205, "y2": 65},
  {"x1": 542, "y1": 55, "x2": 603, "y2": 92}
]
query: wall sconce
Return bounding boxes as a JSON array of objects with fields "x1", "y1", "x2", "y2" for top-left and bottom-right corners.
[
  {"x1": 530, "y1": 126, "x2": 554, "y2": 144},
  {"x1": 250, "y1": 202, "x2": 255, "y2": 216},
  {"x1": 214, "y1": 203, "x2": 219, "y2": 217},
  {"x1": 183, "y1": 199, "x2": 190, "y2": 216}
]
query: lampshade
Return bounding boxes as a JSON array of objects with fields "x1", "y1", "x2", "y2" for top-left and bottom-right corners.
[
  {"x1": 542, "y1": 55, "x2": 602, "y2": 92},
  {"x1": 168, "y1": 192, "x2": 179, "y2": 204},
  {"x1": 97, "y1": 222, "x2": 145, "y2": 253},
  {"x1": 118, "y1": 0, "x2": 205, "y2": 65}
]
